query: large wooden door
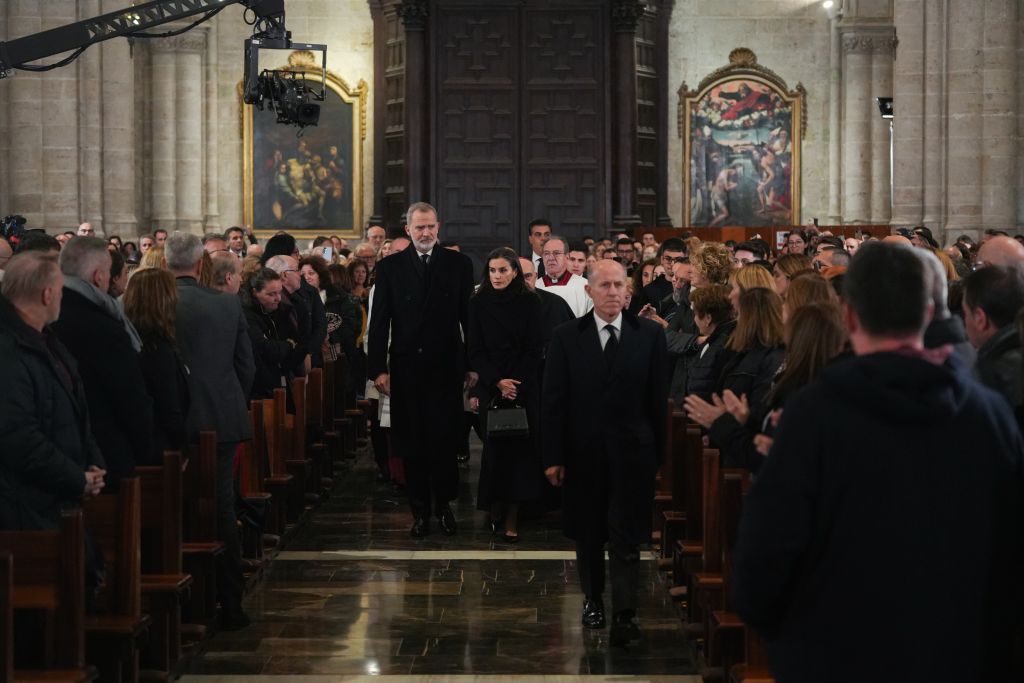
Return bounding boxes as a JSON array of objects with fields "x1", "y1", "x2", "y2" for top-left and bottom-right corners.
[{"x1": 432, "y1": 1, "x2": 608, "y2": 260}]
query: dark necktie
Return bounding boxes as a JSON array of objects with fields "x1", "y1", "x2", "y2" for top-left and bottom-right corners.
[
  {"x1": 603, "y1": 324, "x2": 618, "y2": 368},
  {"x1": 421, "y1": 253, "x2": 430, "y2": 267},
  {"x1": 536, "y1": 256, "x2": 545, "y2": 278}
]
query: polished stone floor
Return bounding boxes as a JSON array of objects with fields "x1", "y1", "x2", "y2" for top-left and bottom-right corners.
[{"x1": 181, "y1": 438, "x2": 699, "y2": 682}]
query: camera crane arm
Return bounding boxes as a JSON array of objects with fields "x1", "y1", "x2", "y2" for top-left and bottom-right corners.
[{"x1": 0, "y1": 0, "x2": 286, "y2": 78}]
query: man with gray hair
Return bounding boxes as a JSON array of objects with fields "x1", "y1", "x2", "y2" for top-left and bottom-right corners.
[
  {"x1": 210, "y1": 251, "x2": 243, "y2": 295},
  {"x1": 536, "y1": 235, "x2": 592, "y2": 317},
  {"x1": 0, "y1": 251, "x2": 107, "y2": 530},
  {"x1": 52, "y1": 237, "x2": 154, "y2": 485},
  {"x1": 916, "y1": 247, "x2": 975, "y2": 365},
  {"x1": 166, "y1": 230, "x2": 256, "y2": 630}
]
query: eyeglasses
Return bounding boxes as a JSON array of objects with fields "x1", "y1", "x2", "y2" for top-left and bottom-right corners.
[
  {"x1": 542, "y1": 251, "x2": 565, "y2": 257},
  {"x1": 281, "y1": 268, "x2": 299, "y2": 274}
]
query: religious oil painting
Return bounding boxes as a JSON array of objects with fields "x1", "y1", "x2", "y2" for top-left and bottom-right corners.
[
  {"x1": 243, "y1": 51, "x2": 367, "y2": 239},
  {"x1": 680, "y1": 48, "x2": 805, "y2": 228}
]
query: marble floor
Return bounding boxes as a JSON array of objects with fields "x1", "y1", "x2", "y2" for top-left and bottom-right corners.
[{"x1": 181, "y1": 437, "x2": 700, "y2": 682}]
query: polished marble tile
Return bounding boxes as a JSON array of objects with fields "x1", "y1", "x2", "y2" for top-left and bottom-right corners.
[{"x1": 183, "y1": 441, "x2": 698, "y2": 678}]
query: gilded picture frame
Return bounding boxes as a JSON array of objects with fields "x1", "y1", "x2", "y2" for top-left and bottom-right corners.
[
  {"x1": 679, "y1": 48, "x2": 806, "y2": 228},
  {"x1": 241, "y1": 50, "x2": 368, "y2": 240}
]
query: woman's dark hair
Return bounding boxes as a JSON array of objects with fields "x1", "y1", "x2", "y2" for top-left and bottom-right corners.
[
  {"x1": 632, "y1": 257, "x2": 659, "y2": 295},
  {"x1": 246, "y1": 267, "x2": 281, "y2": 293},
  {"x1": 299, "y1": 255, "x2": 331, "y2": 291},
  {"x1": 347, "y1": 258, "x2": 368, "y2": 286},
  {"x1": 109, "y1": 248, "x2": 125, "y2": 281},
  {"x1": 689, "y1": 284, "x2": 734, "y2": 327},
  {"x1": 768, "y1": 302, "x2": 846, "y2": 405},
  {"x1": 476, "y1": 247, "x2": 527, "y2": 296},
  {"x1": 329, "y1": 262, "x2": 353, "y2": 291},
  {"x1": 123, "y1": 268, "x2": 178, "y2": 343},
  {"x1": 727, "y1": 287, "x2": 784, "y2": 352}
]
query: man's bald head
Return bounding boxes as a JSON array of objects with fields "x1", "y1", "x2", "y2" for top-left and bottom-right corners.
[
  {"x1": 518, "y1": 257, "x2": 537, "y2": 290},
  {"x1": 882, "y1": 235, "x2": 913, "y2": 246},
  {"x1": 977, "y1": 235, "x2": 1024, "y2": 267},
  {"x1": 586, "y1": 257, "x2": 627, "y2": 284}
]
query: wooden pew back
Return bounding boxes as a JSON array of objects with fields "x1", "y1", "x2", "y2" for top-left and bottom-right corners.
[
  {"x1": 0, "y1": 510, "x2": 87, "y2": 668},
  {"x1": 1, "y1": 551, "x2": 11, "y2": 682},
  {"x1": 183, "y1": 431, "x2": 219, "y2": 543},
  {"x1": 84, "y1": 477, "x2": 142, "y2": 618},
  {"x1": 137, "y1": 451, "x2": 184, "y2": 575}
]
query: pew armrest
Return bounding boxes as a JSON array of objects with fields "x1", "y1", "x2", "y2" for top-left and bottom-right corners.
[{"x1": 141, "y1": 573, "x2": 193, "y2": 594}]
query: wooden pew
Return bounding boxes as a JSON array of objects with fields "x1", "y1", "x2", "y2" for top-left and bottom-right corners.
[
  {"x1": 250, "y1": 400, "x2": 290, "y2": 538},
  {"x1": 662, "y1": 410, "x2": 699, "y2": 572},
  {"x1": 0, "y1": 511, "x2": 98, "y2": 683},
  {"x1": 331, "y1": 355, "x2": 357, "y2": 459},
  {"x1": 236, "y1": 416, "x2": 274, "y2": 561},
  {"x1": 263, "y1": 392, "x2": 305, "y2": 525},
  {"x1": 181, "y1": 432, "x2": 224, "y2": 629},
  {"x1": 290, "y1": 377, "x2": 328, "y2": 504},
  {"x1": 320, "y1": 361, "x2": 345, "y2": 466},
  {"x1": 136, "y1": 452, "x2": 193, "y2": 677},
  {"x1": 83, "y1": 477, "x2": 151, "y2": 683},
  {"x1": 305, "y1": 368, "x2": 335, "y2": 492}
]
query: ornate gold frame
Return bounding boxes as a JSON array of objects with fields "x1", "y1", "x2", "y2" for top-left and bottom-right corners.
[
  {"x1": 678, "y1": 48, "x2": 806, "y2": 228},
  {"x1": 241, "y1": 50, "x2": 368, "y2": 239}
]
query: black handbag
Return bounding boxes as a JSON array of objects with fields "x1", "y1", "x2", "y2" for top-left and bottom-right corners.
[{"x1": 485, "y1": 396, "x2": 530, "y2": 439}]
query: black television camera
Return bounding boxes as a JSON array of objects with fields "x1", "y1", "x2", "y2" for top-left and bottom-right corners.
[{"x1": 1, "y1": 215, "x2": 27, "y2": 245}]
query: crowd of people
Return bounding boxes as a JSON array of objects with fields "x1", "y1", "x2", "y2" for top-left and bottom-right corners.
[{"x1": 1, "y1": 208, "x2": 1022, "y2": 670}]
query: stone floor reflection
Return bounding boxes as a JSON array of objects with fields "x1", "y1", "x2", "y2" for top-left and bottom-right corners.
[{"x1": 181, "y1": 438, "x2": 699, "y2": 680}]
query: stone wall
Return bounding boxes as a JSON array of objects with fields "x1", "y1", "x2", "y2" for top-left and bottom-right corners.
[{"x1": 0, "y1": 0, "x2": 374, "y2": 239}]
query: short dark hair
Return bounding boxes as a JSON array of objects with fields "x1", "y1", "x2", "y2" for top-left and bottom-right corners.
[
  {"x1": 153, "y1": 229, "x2": 168, "y2": 237},
  {"x1": 844, "y1": 242, "x2": 929, "y2": 337},
  {"x1": 567, "y1": 242, "x2": 588, "y2": 255},
  {"x1": 16, "y1": 231, "x2": 61, "y2": 254},
  {"x1": 247, "y1": 267, "x2": 280, "y2": 293},
  {"x1": 528, "y1": 218, "x2": 552, "y2": 235},
  {"x1": 312, "y1": 236, "x2": 331, "y2": 248},
  {"x1": 202, "y1": 232, "x2": 225, "y2": 245},
  {"x1": 658, "y1": 237, "x2": 686, "y2": 256},
  {"x1": 224, "y1": 226, "x2": 244, "y2": 238},
  {"x1": 735, "y1": 240, "x2": 767, "y2": 259},
  {"x1": 963, "y1": 265, "x2": 1024, "y2": 329}
]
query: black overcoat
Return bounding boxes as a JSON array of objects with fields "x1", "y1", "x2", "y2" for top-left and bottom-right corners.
[
  {"x1": 367, "y1": 246, "x2": 475, "y2": 458},
  {"x1": 542, "y1": 311, "x2": 669, "y2": 543}
]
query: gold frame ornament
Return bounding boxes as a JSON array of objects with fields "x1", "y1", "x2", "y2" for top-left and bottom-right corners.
[
  {"x1": 679, "y1": 48, "x2": 806, "y2": 228},
  {"x1": 241, "y1": 50, "x2": 368, "y2": 240}
]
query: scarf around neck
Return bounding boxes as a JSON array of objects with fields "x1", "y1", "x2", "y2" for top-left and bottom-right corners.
[{"x1": 64, "y1": 275, "x2": 143, "y2": 352}]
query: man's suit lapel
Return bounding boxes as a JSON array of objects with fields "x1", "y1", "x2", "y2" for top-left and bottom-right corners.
[{"x1": 576, "y1": 314, "x2": 606, "y2": 378}]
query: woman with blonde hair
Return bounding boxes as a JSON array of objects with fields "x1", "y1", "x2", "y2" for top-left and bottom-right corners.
[
  {"x1": 728, "y1": 265, "x2": 776, "y2": 312},
  {"x1": 783, "y1": 272, "x2": 835, "y2": 322},
  {"x1": 772, "y1": 253, "x2": 813, "y2": 295},
  {"x1": 136, "y1": 245, "x2": 166, "y2": 271},
  {"x1": 689, "y1": 241, "x2": 733, "y2": 287},
  {"x1": 123, "y1": 268, "x2": 190, "y2": 460}
]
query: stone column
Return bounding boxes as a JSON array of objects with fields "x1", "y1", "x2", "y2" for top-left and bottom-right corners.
[
  {"x1": 827, "y1": 15, "x2": 842, "y2": 223},
  {"x1": 610, "y1": 0, "x2": 644, "y2": 228},
  {"x1": 41, "y1": 0, "x2": 79, "y2": 230},
  {"x1": 943, "y1": 0, "x2": 983, "y2": 233},
  {"x1": 100, "y1": 0, "x2": 137, "y2": 237},
  {"x1": 78, "y1": 0, "x2": 103, "y2": 233},
  {"x1": 0, "y1": 4, "x2": 10, "y2": 215},
  {"x1": 869, "y1": 31, "x2": 896, "y2": 224},
  {"x1": 175, "y1": 33, "x2": 206, "y2": 234},
  {"x1": 204, "y1": 22, "x2": 219, "y2": 232},
  {"x1": 150, "y1": 39, "x2": 178, "y2": 231},
  {"x1": 7, "y1": 3, "x2": 44, "y2": 224},
  {"x1": 920, "y1": 0, "x2": 946, "y2": 229},
  {"x1": 840, "y1": 30, "x2": 873, "y2": 223},
  {"x1": 399, "y1": 0, "x2": 429, "y2": 204},
  {"x1": 980, "y1": 0, "x2": 1017, "y2": 229},
  {"x1": 891, "y1": 0, "x2": 925, "y2": 227}
]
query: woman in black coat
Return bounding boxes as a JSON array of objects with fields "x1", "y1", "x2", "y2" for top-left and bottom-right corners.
[
  {"x1": 123, "y1": 268, "x2": 191, "y2": 459},
  {"x1": 240, "y1": 268, "x2": 307, "y2": 408},
  {"x1": 468, "y1": 247, "x2": 545, "y2": 542},
  {"x1": 300, "y1": 255, "x2": 362, "y2": 379},
  {"x1": 681, "y1": 284, "x2": 736, "y2": 404}
]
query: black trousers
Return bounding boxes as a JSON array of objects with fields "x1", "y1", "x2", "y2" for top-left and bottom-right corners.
[
  {"x1": 404, "y1": 447, "x2": 459, "y2": 519},
  {"x1": 576, "y1": 540, "x2": 641, "y2": 615},
  {"x1": 216, "y1": 442, "x2": 245, "y2": 612}
]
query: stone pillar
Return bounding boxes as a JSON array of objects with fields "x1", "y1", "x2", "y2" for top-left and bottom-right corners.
[
  {"x1": 920, "y1": 0, "x2": 946, "y2": 229},
  {"x1": 943, "y1": 1, "x2": 983, "y2": 233},
  {"x1": 100, "y1": 0, "x2": 137, "y2": 237},
  {"x1": 610, "y1": 0, "x2": 643, "y2": 228},
  {"x1": 7, "y1": 2, "x2": 44, "y2": 224},
  {"x1": 827, "y1": 15, "x2": 842, "y2": 223},
  {"x1": 204, "y1": 23, "x2": 219, "y2": 232},
  {"x1": 41, "y1": 0, "x2": 79, "y2": 230},
  {"x1": 175, "y1": 33, "x2": 206, "y2": 234},
  {"x1": 0, "y1": 4, "x2": 10, "y2": 215},
  {"x1": 399, "y1": 0, "x2": 429, "y2": 204},
  {"x1": 150, "y1": 40, "x2": 178, "y2": 231},
  {"x1": 980, "y1": 0, "x2": 1017, "y2": 229},
  {"x1": 77, "y1": 0, "x2": 103, "y2": 233},
  {"x1": 840, "y1": 30, "x2": 873, "y2": 222},
  {"x1": 891, "y1": 0, "x2": 925, "y2": 227},
  {"x1": 870, "y1": 31, "x2": 896, "y2": 224}
]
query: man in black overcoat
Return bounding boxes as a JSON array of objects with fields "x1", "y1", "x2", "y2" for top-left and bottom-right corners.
[
  {"x1": 542, "y1": 259, "x2": 669, "y2": 646},
  {"x1": 368, "y1": 202, "x2": 476, "y2": 537}
]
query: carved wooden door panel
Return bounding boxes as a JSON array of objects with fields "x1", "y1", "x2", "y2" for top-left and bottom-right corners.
[{"x1": 432, "y1": 1, "x2": 608, "y2": 260}]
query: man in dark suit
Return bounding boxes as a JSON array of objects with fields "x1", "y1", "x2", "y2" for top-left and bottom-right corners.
[
  {"x1": 542, "y1": 259, "x2": 669, "y2": 646},
  {"x1": 166, "y1": 231, "x2": 256, "y2": 630},
  {"x1": 368, "y1": 202, "x2": 476, "y2": 538},
  {"x1": 52, "y1": 237, "x2": 155, "y2": 484}
]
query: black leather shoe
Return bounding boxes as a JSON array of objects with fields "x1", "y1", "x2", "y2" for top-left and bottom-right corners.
[
  {"x1": 438, "y1": 506, "x2": 458, "y2": 536},
  {"x1": 410, "y1": 517, "x2": 430, "y2": 538},
  {"x1": 581, "y1": 599, "x2": 606, "y2": 629},
  {"x1": 610, "y1": 610, "x2": 641, "y2": 647}
]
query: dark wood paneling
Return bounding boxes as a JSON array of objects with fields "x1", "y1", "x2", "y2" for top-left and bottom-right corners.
[
  {"x1": 383, "y1": 6, "x2": 407, "y2": 229},
  {"x1": 636, "y1": 4, "x2": 659, "y2": 228}
]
